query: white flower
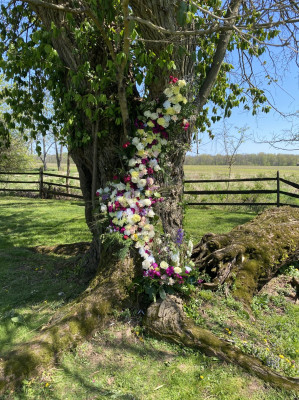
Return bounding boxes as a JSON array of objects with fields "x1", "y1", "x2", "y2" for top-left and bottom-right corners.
[
  {"x1": 154, "y1": 165, "x2": 161, "y2": 172},
  {"x1": 163, "y1": 87, "x2": 173, "y2": 97},
  {"x1": 173, "y1": 103, "x2": 181, "y2": 113},
  {"x1": 178, "y1": 79, "x2": 186, "y2": 87},
  {"x1": 132, "y1": 137, "x2": 140, "y2": 146},
  {"x1": 168, "y1": 278, "x2": 175, "y2": 286},
  {"x1": 136, "y1": 142, "x2": 144, "y2": 151},
  {"x1": 148, "y1": 230, "x2": 155, "y2": 238},
  {"x1": 137, "y1": 179, "x2": 147, "y2": 188},
  {"x1": 171, "y1": 251, "x2": 180, "y2": 265},
  {"x1": 160, "y1": 261, "x2": 168, "y2": 269},
  {"x1": 142, "y1": 259, "x2": 151, "y2": 269},
  {"x1": 185, "y1": 266, "x2": 192, "y2": 273},
  {"x1": 147, "y1": 255, "x2": 156, "y2": 264},
  {"x1": 174, "y1": 267, "x2": 182, "y2": 274},
  {"x1": 103, "y1": 187, "x2": 110, "y2": 193},
  {"x1": 128, "y1": 158, "x2": 137, "y2": 167},
  {"x1": 116, "y1": 210, "x2": 123, "y2": 219},
  {"x1": 100, "y1": 204, "x2": 107, "y2": 213},
  {"x1": 163, "y1": 100, "x2": 171, "y2": 109},
  {"x1": 139, "y1": 248, "x2": 148, "y2": 258},
  {"x1": 168, "y1": 96, "x2": 178, "y2": 104},
  {"x1": 171, "y1": 115, "x2": 178, "y2": 121},
  {"x1": 147, "y1": 209, "x2": 155, "y2": 217},
  {"x1": 161, "y1": 139, "x2": 168, "y2": 146},
  {"x1": 144, "y1": 110, "x2": 152, "y2": 118},
  {"x1": 142, "y1": 199, "x2": 151, "y2": 207},
  {"x1": 116, "y1": 183, "x2": 126, "y2": 190},
  {"x1": 150, "y1": 112, "x2": 158, "y2": 120}
]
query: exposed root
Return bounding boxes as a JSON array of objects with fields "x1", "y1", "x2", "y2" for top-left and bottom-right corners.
[
  {"x1": 145, "y1": 295, "x2": 299, "y2": 392},
  {"x1": 0, "y1": 255, "x2": 135, "y2": 392},
  {"x1": 192, "y1": 207, "x2": 299, "y2": 304}
]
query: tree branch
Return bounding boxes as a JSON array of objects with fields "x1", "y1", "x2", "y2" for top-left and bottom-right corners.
[
  {"x1": 194, "y1": 0, "x2": 243, "y2": 110},
  {"x1": 18, "y1": 0, "x2": 85, "y2": 13}
]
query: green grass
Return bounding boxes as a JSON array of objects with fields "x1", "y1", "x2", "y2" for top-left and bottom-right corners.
[
  {"x1": 0, "y1": 196, "x2": 297, "y2": 400},
  {"x1": 6, "y1": 325, "x2": 293, "y2": 400},
  {"x1": 0, "y1": 197, "x2": 91, "y2": 353},
  {"x1": 184, "y1": 207, "x2": 258, "y2": 243},
  {"x1": 184, "y1": 164, "x2": 299, "y2": 180}
]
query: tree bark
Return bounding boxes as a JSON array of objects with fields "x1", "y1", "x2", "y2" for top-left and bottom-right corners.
[
  {"x1": 145, "y1": 295, "x2": 299, "y2": 391},
  {"x1": 192, "y1": 206, "x2": 299, "y2": 305}
]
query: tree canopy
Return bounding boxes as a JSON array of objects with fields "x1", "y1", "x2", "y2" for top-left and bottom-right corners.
[{"x1": 0, "y1": 0, "x2": 298, "y2": 148}]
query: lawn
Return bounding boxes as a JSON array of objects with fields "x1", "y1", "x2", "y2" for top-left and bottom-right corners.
[{"x1": 0, "y1": 196, "x2": 298, "y2": 399}]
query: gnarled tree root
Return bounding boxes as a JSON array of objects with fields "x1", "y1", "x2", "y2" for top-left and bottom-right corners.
[
  {"x1": 192, "y1": 207, "x2": 299, "y2": 305},
  {"x1": 145, "y1": 295, "x2": 299, "y2": 392},
  {"x1": 0, "y1": 256, "x2": 135, "y2": 392}
]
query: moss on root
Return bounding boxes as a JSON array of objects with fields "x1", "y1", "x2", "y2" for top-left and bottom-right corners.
[
  {"x1": 145, "y1": 295, "x2": 299, "y2": 392},
  {"x1": 0, "y1": 249, "x2": 136, "y2": 392},
  {"x1": 192, "y1": 207, "x2": 299, "y2": 304}
]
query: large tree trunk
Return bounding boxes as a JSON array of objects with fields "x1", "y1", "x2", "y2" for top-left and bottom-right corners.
[{"x1": 192, "y1": 206, "x2": 299, "y2": 305}]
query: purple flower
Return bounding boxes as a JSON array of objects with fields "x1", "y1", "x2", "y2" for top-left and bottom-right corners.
[
  {"x1": 175, "y1": 228, "x2": 184, "y2": 245},
  {"x1": 166, "y1": 266, "x2": 174, "y2": 276}
]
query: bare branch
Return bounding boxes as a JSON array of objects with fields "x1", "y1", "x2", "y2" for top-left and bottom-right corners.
[
  {"x1": 18, "y1": 0, "x2": 85, "y2": 13},
  {"x1": 194, "y1": 0, "x2": 243, "y2": 109}
]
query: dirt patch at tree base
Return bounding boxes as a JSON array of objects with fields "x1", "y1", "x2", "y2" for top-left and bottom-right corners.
[{"x1": 32, "y1": 242, "x2": 91, "y2": 256}]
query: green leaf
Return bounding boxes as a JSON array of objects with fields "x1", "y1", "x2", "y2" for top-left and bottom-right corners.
[
  {"x1": 44, "y1": 44, "x2": 52, "y2": 54},
  {"x1": 159, "y1": 287, "x2": 166, "y2": 300}
]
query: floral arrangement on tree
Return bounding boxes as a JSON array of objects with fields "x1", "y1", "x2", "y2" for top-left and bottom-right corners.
[{"x1": 96, "y1": 76, "x2": 198, "y2": 297}]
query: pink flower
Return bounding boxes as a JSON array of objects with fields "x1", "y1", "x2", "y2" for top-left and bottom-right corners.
[
  {"x1": 182, "y1": 122, "x2": 190, "y2": 131},
  {"x1": 169, "y1": 75, "x2": 178, "y2": 84},
  {"x1": 113, "y1": 175, "x2": 118, "y2": 180},
  {"x1": 147, "y1": 177, "x2": 154, "y2": 186},
  {"x1": 122, "y1": 141, "x2": 130, "y2": 148},
  {"x1": 123, "y1": 235, "x2": 129, "y2": 240}
]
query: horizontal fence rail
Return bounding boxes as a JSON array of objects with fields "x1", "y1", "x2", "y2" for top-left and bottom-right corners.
[
  {"x1": 184, "y1": 171, "x2": 299, "y2": 208},
  {"x1": 0, "y1": 170, "x2": 298, "y2": 207},
  {"x1": 184, "y1": 177, "x2": 277, "y2": 183},
  {"x1": 0, "y1": 168, "x2": 83, "y2": 200}
]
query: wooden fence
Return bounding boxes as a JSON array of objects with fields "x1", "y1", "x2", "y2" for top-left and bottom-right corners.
[
  {"x1": 0, "y1": 168, "x2": 83, "y2": 199},
  {"x1": 184, "y1": 171, "x2": 299, "y2": 207},
  {"x1": 0, "y1": 170, "x2": 298, "y2": 207}
]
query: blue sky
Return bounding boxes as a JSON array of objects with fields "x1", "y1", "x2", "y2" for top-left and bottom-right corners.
[{"x1": 190, "y1": 56, "x2": 299, "y2": 156}]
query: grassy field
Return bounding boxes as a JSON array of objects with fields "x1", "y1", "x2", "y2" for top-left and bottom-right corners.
[
  {"x1": 0, "y1": 196, "x2": 298, "y2": 399},
  {"x1": 184, "y1": 165, "x2": 299, "y2": 209},
  {"x1": 1, "y1": 164, "x2": 297, "y2": 208}
]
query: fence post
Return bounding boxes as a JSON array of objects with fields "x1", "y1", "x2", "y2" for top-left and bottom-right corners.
[
  {"x1": 39, "y1": 167, "x2": 44, "y2": 199},
  {"x1": 276, "y1": 171, "x2": 280, "y2": 207}
]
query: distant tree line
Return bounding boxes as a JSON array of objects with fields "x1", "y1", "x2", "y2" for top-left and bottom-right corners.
[
  {"x1": 185, "y1": 153, "x2": 298, "y2": 166},
  {"x1": 34, "y1": 152, "x2": 74, "y2": 165}
]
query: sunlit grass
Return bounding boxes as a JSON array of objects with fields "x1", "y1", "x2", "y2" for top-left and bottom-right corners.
[{"x1": 0, "y1": 196, "x2": 297, "y2": 400}]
